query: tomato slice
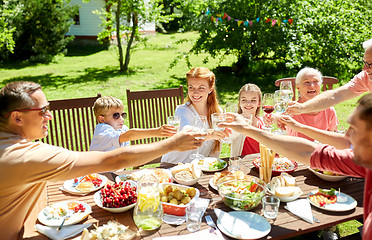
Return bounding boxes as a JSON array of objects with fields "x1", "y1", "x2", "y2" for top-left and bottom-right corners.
[
  {"x1": 249, "y1": 183, "x2": 258, "y2": 192},
  {"x1": 329, "y1": 195, "x2": 337, "y2": 204}
]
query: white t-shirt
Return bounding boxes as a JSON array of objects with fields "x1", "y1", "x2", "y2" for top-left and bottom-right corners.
[{"x1": 89, "y1": 123, "x2": 130, "y2": 151}]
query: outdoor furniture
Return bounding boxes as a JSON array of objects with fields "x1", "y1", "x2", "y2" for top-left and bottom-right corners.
[
  {"x1": 40, "y1": 94, "x2": 101, "y2": 151},
  {"x1": 126, "y1": 86, "x2": 184, "y2": 167},
  {"x1": 275, "y1": 76, "x2": 339, "y2": 100},
  {"x1": 24, "y1": 153, "x2": 364, "y2": 240}
]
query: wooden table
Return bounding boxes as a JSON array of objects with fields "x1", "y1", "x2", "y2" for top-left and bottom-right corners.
[{"x1": 22, "y1": 153, "x2": 364, "y2": 239}]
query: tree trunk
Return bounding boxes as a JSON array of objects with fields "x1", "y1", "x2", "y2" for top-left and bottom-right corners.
[
  {"x1": 123, "y1": 13, "x2": 138, "y2": 72},
  {"x1": 116, "y1": 0, "x2": 124, "y2": 72}
]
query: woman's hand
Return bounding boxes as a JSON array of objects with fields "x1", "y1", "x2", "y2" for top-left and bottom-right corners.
[{"x1": 206, "y1": 128, "x2": 231, "y2": 140}]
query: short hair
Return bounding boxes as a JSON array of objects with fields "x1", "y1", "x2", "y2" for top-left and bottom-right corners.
[
  {"x1": 237, "y1": 83, "x2": 262, "y2": 117},
  {"x1": 362, "y1": 38, "x2": 372, "y2": 50},
  {"x1": 295, "y1": 67, "x2": 323, "y2": 85},
  {"x1": 357, "y1": 93, "x2": 372, "y2": 130},
  {"x1": 0, "y1": 81, "x2": 42, "y2": 126},
  {"x1": 93, "y1": 96, "x2": 124, "y2": 122}
]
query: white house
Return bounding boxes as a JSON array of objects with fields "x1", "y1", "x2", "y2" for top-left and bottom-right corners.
[{"x1": 66, "y1": 0, "x2": 156, "y2": 40}]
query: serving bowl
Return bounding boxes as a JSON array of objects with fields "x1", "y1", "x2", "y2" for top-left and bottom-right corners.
[
  {"x1": 307, "y1": 167, "x2": 348, "y2": 182},
  {"x1": 266, "y1": 186, "x2": 303, "y2": 203},
  {"x1": 160, "y1": 183, "x2": 200, "y2": 216},
  {"x1": 217, "y1": 175, "x2": 266, "y2": 211},
  {"x1": 253, "y1": 156, "x2": 298, "y2": 176}
]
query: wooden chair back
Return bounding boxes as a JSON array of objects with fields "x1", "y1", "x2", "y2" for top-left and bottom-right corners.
[
  {"x1": 275, "y1": 76, "x2": 338, "y2": 100},
  {"x1": 40, "y1": 94, "x2": 101, "y2": 151},
  {"x1": 126, "y1": 86, "x2": 184, "y2": 145}
]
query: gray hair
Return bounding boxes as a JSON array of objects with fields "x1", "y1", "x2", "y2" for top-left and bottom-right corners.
[
  {"x1": 362, "y1": 38, "x2": 372, "y2": 50},
  {"x1": 295, "y1": 67, "x2": 323, "y2": 85},
  {"x1": 0, "y1": 81, "x2": 42, "y2": 126}
]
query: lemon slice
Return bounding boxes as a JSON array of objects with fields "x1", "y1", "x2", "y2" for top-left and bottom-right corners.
[{"x1": 137, "y1": 187, "x2": 160, "y2": 212}]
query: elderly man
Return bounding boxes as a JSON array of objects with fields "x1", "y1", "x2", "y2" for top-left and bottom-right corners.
[
  {"x1": 287, "y1": 38, "x2": 372, "y2": 115},
  {"x1": 220, "y1": 92, "x2": 372, "y2": 240},
  {"x1": 0, "y1": 81, "x2": 205, "y2": 240}
]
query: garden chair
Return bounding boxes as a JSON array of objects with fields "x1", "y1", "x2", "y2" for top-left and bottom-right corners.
[
  {"x1": 126, "y1": 86, "x2": 184, "y2": 167},
  {"x1": 40, "y1": 94, "x2": 101, "y2": 151},
  {"x1": 275, "y1": 76, "x2": 338, "y2": 100}
]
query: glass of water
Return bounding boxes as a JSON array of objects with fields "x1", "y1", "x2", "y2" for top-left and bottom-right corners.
[
  {"x1": 262, "y1": 196, "x2": 280, "y2": 219},
  {"x1": 186, "y1": 202, "x2": 204, "y2": 232},
  {"x1": 228, "y1": 156, "x2": 242, "y2": 172},
  {"x1": 190, "y1": 116, "x2": 207, "y2": 160},
  {"x1": 167, "y1": 116, "x2": 181, "y2": 131}
]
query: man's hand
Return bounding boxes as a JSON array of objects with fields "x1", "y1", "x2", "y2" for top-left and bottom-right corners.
[
  {"x1": 286, "y1": 101, "x2": 304, "y2": 115},
  {"x1": 207, "y1": 128, "x2": 232, "y2": 140},
  {"x1": 158, "y1": 124, "x2": 178, "y2": 137},
  {"x1": 168, "y1": 129, "x2": 205, "y2": 152},
  {"x1": 277, "y1": 115, "x2": 301, "y2": 131},
  {"x1": 218, "y1": 113, "x2": 252, "y2": 133}
]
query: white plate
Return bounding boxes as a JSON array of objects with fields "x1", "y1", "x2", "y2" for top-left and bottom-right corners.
[
  {"x1": 63, "y1": 174, "x2": 107, "y2": 195},
  {"x1": 94, "y1": 191, "x2": 136, "y2": 213},
  {"x1": 307, "y1": 190, "x2": 357, "y2": 212},
  {"x1": 38, "y1": 201, "x2": 91, "y2": 226},
  {"x1": 191, "y1": 157, "x2": 227, "y2": 172},
  {"x1": 307, "y1": 167, "x2": 348, "y2": 182},
  {"x1": 209, "y1": 177, "x2": 218, "y2": 191},
  {"x1": 128, "y1": 168, "x2": 173, "y2": 183},
  {"x1": 216, "y1": 211, "x2": 271, "y2": 239},
  {"x1": 266, "y1": 186, "x2": 303, "y2": 203}
]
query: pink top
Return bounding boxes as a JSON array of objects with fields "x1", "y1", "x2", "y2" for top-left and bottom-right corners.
[
  {"x1": 311, "y1": 144, "x2": 371, "y2": 240},
  {"x1": 287, "y1": 107, "x2": 339, "y2": 141},
  {"x1": 241, "y1": 118, "x2": 264, "y2": 155},
  {"x1": 345, "y1": 70, "x2": 372, "y2": 94}
]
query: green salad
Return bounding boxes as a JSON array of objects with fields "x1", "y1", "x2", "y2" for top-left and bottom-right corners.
[{"x1": 209, "y1": 160, "x2": 226, "y2": 170}]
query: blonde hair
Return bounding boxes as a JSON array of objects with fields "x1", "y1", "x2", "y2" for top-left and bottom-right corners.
[
  {"x1": 295, "y1": 67, "x2": 323, "y2": 85},
  {"x1": 93, "y1": 96, "x2": 124, "y2": 122},
  {"x1": 237, "y1": 83, "x2": 262, "y2": 117},
  {"x1": 185, "y1": 67, "x2": 221, "y2": 152}
]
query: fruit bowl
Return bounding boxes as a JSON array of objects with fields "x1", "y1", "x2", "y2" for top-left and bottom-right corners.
[
  {"x1": 94, "y1": 180, "x2": 137, "y2": 213},
  {"x1": 217, "y1": 176, "x2": 266, "y2": 211}
]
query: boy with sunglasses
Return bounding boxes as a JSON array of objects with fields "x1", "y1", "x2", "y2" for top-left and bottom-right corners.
[{"x1": 90, "y1": 96, "x2": 177, "y2": 151}]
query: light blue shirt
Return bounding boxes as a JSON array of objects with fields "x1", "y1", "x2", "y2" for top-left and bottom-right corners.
[{"x1": 89, "y1": 123, "x2": 130, "y2": 151}]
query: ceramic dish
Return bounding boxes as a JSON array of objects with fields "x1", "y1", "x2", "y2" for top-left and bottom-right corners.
[
  {"x1": 127, "y1": 168, "x2": 173, "y2": 183},
  {"x1": 38, "y1": 201, "x2": 91, "y2": 226},
  {"x1": 63, "y1": 174, "x2": 107, "y2": 195},
  {"x1": 307, "y1": 167, "x2": 348, "y2": 182},
  {"x1": 94, "y1": 190, "x2": 136, "y2": 213},
  {"x1": 191, "y1": 157, "x2": 227, "y2": 172},
  {"x1": 307, "y1": 190, "x2": 357, "y2": 212},
  {"x1": 266, "y1": 185, "x2": 303, "y2": 203},
  {"x1": 216, "y1": 211, "x2": 271, "y2": 239},
  {"x1": 253, "y1": 157, "x2": 298, "y2": 176}
]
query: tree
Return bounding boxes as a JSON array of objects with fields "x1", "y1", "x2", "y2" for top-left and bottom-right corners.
[
  {"x1": 92, "y1": 0, "x2": 170, "y2": 72},
  {"x1": 0, "y1": 0, "x2": 76, "y2": 62},
  {"x1": 174, "y1": 0, "x2": 371, "y2": 80}
]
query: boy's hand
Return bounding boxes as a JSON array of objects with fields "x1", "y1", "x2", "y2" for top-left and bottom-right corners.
[
  {"x1": 168, "y1": 129, "x2": 205, "y2": 151},
  {"x1": 158, "y1": 124, "x2": 178, "y2": 137}
]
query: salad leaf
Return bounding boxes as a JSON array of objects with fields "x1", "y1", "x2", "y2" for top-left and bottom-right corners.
[
  {"x1": 209, "y1": 160, "x2": 226, "y2": 170},
  {"x1": 319, "y1": 188, "x2": 336, "y2": 196}
]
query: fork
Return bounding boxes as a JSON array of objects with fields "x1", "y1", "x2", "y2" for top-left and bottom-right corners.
[
  {"x1": 205, "y1": 215, "x2": 217, "y2": 230},
  {"x1": 56, "y1": 214, "x2": 71, "y2": 231}
]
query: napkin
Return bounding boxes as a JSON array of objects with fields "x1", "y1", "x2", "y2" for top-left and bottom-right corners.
[
  {"x1": 163, "y1": 198, "x2": 210, "y2": 225},
  {"x1": 285, "y1": 199, "x2": 313, "y2": 224},
  {"x1": 35, "y1": 223, "x2": 92, "y2": 240},
  {"x1": 152, "y1": 228, "x2": 225, "y2": 240}
]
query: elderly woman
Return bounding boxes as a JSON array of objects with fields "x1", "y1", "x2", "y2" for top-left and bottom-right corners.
[{"x1": 281, "y1": 67, "x2": 339, "y2": 141}]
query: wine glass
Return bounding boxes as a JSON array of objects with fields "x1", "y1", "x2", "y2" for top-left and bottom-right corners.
[
  {"x1": 273, "y1": 90, "x2": 288, "y2": 134},
  {"x1": 262, "y1": 93, "x2": 275, "y2": 131},
  {"x1": 280, "y1": 81, "x2": 294, "y2": 102},
  {"x1": 190, "y1": 115, "x2": 207, "y2": 160}
]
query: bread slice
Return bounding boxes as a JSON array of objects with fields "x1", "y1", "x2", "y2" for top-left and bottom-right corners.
[
  {"x1": 171, "y1": 164, "x2": 191, "y2": 176},
  {"x1": 275, "y1": 186, "x2": 301, "y2": 197},
  {"x1": 269, "y1": 176, "x2": 282, "y2": 193},
  {"x1": 281, "y1": 172, "x2": 296, "y2": 186},
  {"x1": 191, "y1": 163, "x2": 202, "y2": 178}
]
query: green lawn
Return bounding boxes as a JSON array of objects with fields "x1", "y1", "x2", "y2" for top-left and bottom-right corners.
[{"x1": 0, "y1": 31, "x2": 362, "y2": 238}]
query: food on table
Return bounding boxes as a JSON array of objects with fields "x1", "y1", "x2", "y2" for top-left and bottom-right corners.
[
  {"x1": 259, "y1": 144, "x2": 276, "y2": 183},
  {"x1": 253, "y1": 156, "x2": 298, "y2": 176},
  {"x1": 212, "y1": 170, "x2": 246, "y2": 186},
  {"x1": 309, "y1": 188, "x2": 337, "y2": 207},
  {"x1": 171, "y1": 162, "x2": 202, "y2": 184},
  {"x1": 218, "y1": 176, "x2": 265, "y2": 210},
  {"x1": 267, "y1": 173, "x2": 302, "y2": 202},
  {"x1": 160, "y1": 185, "x2": 196, "y2": 206},
  {"x1": 80, "y1": 220, "x2": 136, "y2": 240},
  {"x1": 44, "y1": 201, "x2": 86, "y2": 221},
  {"x1": 129, "y1": 169, "x2": 172, "y2": 183},
  {"x1": 73, "y1": 173, "x2": 103, "y2": 192},
  {"x1": 197, "y1": 158, "x2": 227, "y2": 171},
  {"x1": 100, "y1": 181, "x2": 137, "y2": 208},
  {"x1": 314, "y1": 169, "x2": 343, "y2": 176}
]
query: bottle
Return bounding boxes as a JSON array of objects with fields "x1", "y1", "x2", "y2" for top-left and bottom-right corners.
[{"x1": 133, "y1": 173, "x2": 163, "y2": 232}]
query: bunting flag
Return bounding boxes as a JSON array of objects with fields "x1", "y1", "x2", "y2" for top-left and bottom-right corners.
[{"x1": 206, "y1": 10, "x2": 293, "y2": 28}]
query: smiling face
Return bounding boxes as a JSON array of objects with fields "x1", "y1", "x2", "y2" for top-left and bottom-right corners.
[
  {"x1": 187, "y1": 77, "x2": 212, "y2": 107},
  {"x1": 363, "y1": 46, "x2": 372, "y2": 80},
  {"x1": 239, "y1": 91, "x2": 261, "y2": 116},
  {"x1": 297, "y1": 73, "x2": 322, "y2": 102},
  {"x1": 99, "y1": 107, "x2": 125, "y2": 130},
  {"x1": 345, "y1": 105, "x2": 372, "y2": 169}
]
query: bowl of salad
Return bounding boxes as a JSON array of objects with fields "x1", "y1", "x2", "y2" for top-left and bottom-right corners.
[
  {"x1": 217, "y1": 175, "x2": 266, "y2": 211},
  {"x1": 253, "y1": 156, "x2": 298, "y2": 176}
]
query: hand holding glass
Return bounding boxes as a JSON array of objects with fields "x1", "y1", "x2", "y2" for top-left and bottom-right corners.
[
  {"x1": 262, "y1": 93, "x2": 275, "y2": 130},
  {"x1": 280, "y1": 80, "x2": 294, "y2": 101},
  {"x1": 190, "y1": 116, "x2": 207, "y2": 160},
  {"x1": 167, "y1": 116, "x2": 181, "y2": 131}
]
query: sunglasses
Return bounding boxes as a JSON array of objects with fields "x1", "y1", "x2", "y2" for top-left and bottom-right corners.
[
  {"x1": 4, "y1": 105, "x2": 50, "y2": 118},
  {"x1": 362, "y1": 59, "x2": 372, "y2": 69},
  {"x1": 102, "y1": 112, "x2": 127, "y2": 120}
]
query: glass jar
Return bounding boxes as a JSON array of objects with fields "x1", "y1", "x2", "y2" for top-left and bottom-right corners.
[{"x1": 133, "y1": 173, "x2": 163, "y2": 231}]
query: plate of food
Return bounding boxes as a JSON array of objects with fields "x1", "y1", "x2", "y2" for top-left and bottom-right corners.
[
  {"x1": 307, "y1": 188, "x2": 357, "y2": 212},
  {"x1": 192, "y1": 157, "x2": 227, "y2": 172},
  {"x1": 38, "y1": 200, "x2": 91, "y2": 226},
  {"x1": 307, "y1": 167, "x2": 348, "y2": 182},
  {"x1": 124, "y1": 168, "x2": 172, "y2": 183},
  {"x1": 209, "y1": 170, "x2": 247, "y2": 191},
  {"x1": 63, "y1": 173, "x2": 107, "y2": 195},
  {"x1": 253, "y1": 156, "x2": 298, "y2": 176},
  {"x1": 170, "y1": 163, "x2": 202, "y2": 186},
  {"x1": 266, "y1": 173, "x2": 303, "y2": 202}
]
